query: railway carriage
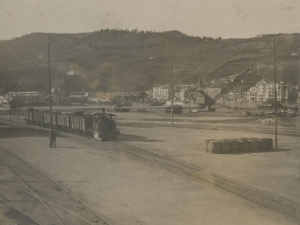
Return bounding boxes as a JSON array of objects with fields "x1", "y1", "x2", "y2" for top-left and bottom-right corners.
[
  {"x1": 57, "y1": 113, "x2": 72, "y2": 132},
  {"x1": 43, "y1": 112, "x2": 51, "y2": 125},
  {"x1": 52, "y1": 113, "x2": 61, "y2": 127},
  {"x1": 38, "y1": 111, "x2": 48, "y2": 126},
  {"x1": 32, "y1": 110, "x2": 42, "y2": 125},
  {"x1": 43, "y1": 112, "x2": 60, "y2": 128},
  {"x1": 70, "y1": 115, "x2": 93, "y2": 136},
  {"x1": 24, "y1": 110, "x2": 34, "y2": 124}
]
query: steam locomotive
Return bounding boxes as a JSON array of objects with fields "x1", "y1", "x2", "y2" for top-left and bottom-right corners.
[{"x1": 24, "y1": 108, "x2": 119, "y2": 141}]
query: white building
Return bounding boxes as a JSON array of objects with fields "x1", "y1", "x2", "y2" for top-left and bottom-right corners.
[
  {"x1": 249, "y1": 86, "x2": 257, "y2": 101},
  {"x1": 242, "y1": 80, "x2": 293, "y2": 102},
  {"x1": 6, "y1": 91, "x2": 59, "y2": 103},
  {"x1": 242, "y1": 86, "x2": 257, "y2": 101},
  {"x1": 256, "y1": 80, "x2": 269, "y2": 102},
  {"x1": 153, "y1": 85, "x2": 170, "y2": 100},
  {"x1": 0, "y1": 96, "x2": 8, "y2": 104},
  {"x1": 66, "y1": 71, "x2": 74, "y2": 76},
  {"x1": 160, "y1": 85, "x2": 170, "y2": 100},
  {"x1": 153, "y1": 85, "x2": 161, "y2": 99},
  {"x1": 265, "y1": 81, "x2": 291, "y2": 102}
]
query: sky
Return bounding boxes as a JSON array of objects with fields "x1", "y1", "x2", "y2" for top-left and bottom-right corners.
[{"x1": 0, "y1": 0, "x2": 299, "y2": 40}]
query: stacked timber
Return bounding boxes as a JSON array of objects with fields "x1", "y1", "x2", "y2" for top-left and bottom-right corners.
[{"x1": 205, "y1": 138, "x2": 273, "y2": 154}]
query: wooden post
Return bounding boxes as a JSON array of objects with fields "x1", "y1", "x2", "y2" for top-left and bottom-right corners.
[
  {"x1": 171, "y1": 64, "x2": 174, "y2": 127},
  {"x1": 48, "y1": 36, "x2": 53, "y2": 141},
  {"x1": 273, "y1": 38, "x2": 277, "y2": 149}
]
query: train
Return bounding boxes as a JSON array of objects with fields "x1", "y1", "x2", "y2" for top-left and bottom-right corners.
[{"x1": 23, "y1": 108, "x2": 119, "y2": 141}]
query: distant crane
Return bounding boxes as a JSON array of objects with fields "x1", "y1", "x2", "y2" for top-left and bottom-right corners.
[{"x1": 190, "y1": 69, "x2": 252, "y2": 112}]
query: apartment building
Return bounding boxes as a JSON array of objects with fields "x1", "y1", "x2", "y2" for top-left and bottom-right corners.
[
  {"x1": 242, "y1": 80, "x2": 293, "y2": 102},
  {"x1": 153, "y1": 84, "x2": 170, "y2": 100},
  {"x1": 256, "y1": 80, "x2": 269, "y2": 101}
]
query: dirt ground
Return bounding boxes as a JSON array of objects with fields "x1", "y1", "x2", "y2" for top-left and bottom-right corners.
[
  {"x1": 0, "y1": 106, "x2": 299, "y2": 225},
  {"x1": 112, "y1": 109, "x2": 300, "y2": 202}
]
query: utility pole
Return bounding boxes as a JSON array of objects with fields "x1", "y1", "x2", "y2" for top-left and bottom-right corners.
[
  {"x1": 15, "y1": 74, "x2": 19, "y2": 119},
  {"x1": 48, "y1": 36, "x2": 53, "y2": 141},
  {"x1": 171, "y1": 64, "x2": 174, "y2": 126},
  {"x1": 273, "y1": 38, "x2": 277, "y2": 149},
  {"x1": 170, "y1": 66, "x2": 195, "y2": 126}
]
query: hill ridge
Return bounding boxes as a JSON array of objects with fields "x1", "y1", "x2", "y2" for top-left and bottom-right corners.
[{"x1": 0, "y1": 30, "x2": 299, "y2": 93}]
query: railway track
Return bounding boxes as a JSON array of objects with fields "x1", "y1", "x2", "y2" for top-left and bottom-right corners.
[
  {"x1": 118, "y1": 120, "x2": 300, "y2": 137},
  {"x1": 1, "y1": 118, "x2": 300, "y2": 223},
  {"x1": 107, "y1": 141, "x2": 300, "y2": 223},
  {"x1": 0, "y1": 145, "x2": 111, "y2": 225}
]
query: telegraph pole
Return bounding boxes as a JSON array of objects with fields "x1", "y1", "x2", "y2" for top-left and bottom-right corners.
[
  {"x1": 171, "y1": 64, "x2": 174, "y2": 126},
  {"x1": 15, "y1": 74, "x2": 19, "y2": 119},
  {"x1": 48, "y1": 36, "x2": 53, "y2": 141},
  {"x1": 170, "y1": 66, "x2": 195, "y2": 126},
  {"x1": 273, "y1": 38, "x2": 277, "y2": 149}
]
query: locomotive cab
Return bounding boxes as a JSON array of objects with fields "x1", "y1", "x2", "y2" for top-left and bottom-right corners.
[{"x1": 92, "y1": 109, "x2": 119, "y2": 141}]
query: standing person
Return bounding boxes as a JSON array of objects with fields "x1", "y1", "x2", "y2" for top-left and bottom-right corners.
[
  {"x1": 52, "y1": 131, "x2": 57, "y2": 148},
  {"x1": 49, "y1": 131, "x2": 53, "y2": 147}
]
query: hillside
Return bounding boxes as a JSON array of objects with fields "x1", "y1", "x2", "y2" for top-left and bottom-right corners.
[{"x1": 0, "y1": 30, "x2": 299, "y2": 94}]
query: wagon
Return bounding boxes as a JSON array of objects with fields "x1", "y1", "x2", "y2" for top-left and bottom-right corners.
[
  {"x1": 24, "y1": 109, "x2": 34, "y2": 124},
  {"x1": 43, "y1": 112, "x2": 60, "y2": 127},
  {"x1": 57, "y1": 113, "x2": 72, "y2": 132},
  {"x1": 38, "y1": 111, "x2": 48, "y2": 126},
  {"x1": 70, "y1": 115, "x2": 93, "y2": 136},
  {"x1": 32, "y1": 110, "x2": 42, "y2": 125}
]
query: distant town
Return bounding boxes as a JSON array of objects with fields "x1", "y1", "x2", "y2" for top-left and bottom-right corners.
[{"x1": 1, "y1": 71, "x2": 299, "y2": 108}]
